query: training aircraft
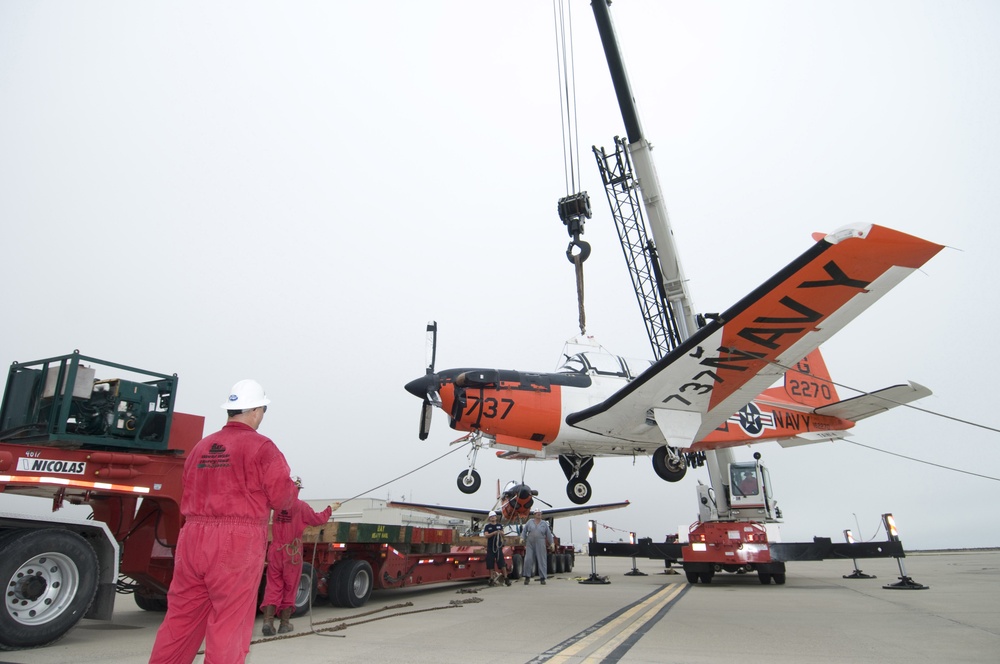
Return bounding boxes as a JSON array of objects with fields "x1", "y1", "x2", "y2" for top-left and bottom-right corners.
[
  {"x1": 405, "y1": 224, "x2": 944, "y2": 504},
  {"x1": 388, "y1": 480, "x2": 629, "y2": 535}
]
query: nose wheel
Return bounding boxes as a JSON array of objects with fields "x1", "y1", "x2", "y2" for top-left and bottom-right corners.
[{"x1": 457, "y1": 469, "x2": 482, "y2": 494}]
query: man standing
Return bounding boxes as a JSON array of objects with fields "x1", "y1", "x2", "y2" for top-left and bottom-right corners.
[
  {"x1": 260, "y1": 478, "x2": 340, "y2": 636},
  {"x1": 483, "y1": 511, "x2": 511, "y2": 587},
  {"x1": 521, "y1": 508, "x2": 555, "y2": 585},
  {"x1": 149, "y1": 379, "x2": 298, "y2": 664}
]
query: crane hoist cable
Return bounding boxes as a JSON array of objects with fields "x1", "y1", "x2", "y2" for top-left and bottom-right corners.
[{"x1": 553, "y1": 0, "x2": 592, "y2": 335}]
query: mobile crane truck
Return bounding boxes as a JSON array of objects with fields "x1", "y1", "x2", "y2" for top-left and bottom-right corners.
[{"x1": 0, "y1": 352, "x2": 503, "y2": 650}]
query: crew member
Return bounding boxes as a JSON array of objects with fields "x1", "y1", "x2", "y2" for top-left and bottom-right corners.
[
  {"x1": 483, "y1": 511, "x2": 511, "y2": 587},
  {"x1": 260, "y1": 477, "x2": 340, "y2": 635},
  {"x1": 521, "y1": 508, "x2": 555, "y2": 585},
  {"x1": 149, "y1": 379, "x2": 298, "y2": 664}
]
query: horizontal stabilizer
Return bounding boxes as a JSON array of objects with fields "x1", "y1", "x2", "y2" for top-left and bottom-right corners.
[
  {"x1": 814, "y1": 382, "x2": 931, "y2": 421},
  {"x1": 777, "y1": 431, "x2": 851, "y2": 448}
]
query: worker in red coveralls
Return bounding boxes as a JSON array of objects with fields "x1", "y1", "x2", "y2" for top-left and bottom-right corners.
[
  {"x1": 149, "y1": 379, "x2": 299, "y2": 664},
  {"x1": 260, "y1": 477, "x2": 340, "y2": 636}
]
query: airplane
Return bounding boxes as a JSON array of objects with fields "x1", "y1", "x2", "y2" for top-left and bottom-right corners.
[
  {"x1": 388, "y1": 479, "x2": 629, "y2": 535},
  {"x1": 404, "y1": 224, "x2": 944, "y2": 505}
]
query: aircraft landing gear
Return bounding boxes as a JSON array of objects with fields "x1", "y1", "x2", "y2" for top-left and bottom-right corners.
[
  {"x1": 652, "y1": 446, "x2": 687, "y2": 482},
  {"x1": 559, "y1": 454, "x2": 594, "y2": 505},
  {"x1": 456, "y1": 431, "x2": 488, "y2": 494}
]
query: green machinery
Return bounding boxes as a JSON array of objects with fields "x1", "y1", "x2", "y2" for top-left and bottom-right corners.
[{"x1": 0, "y1": 351, "x2": 177, "y2": 451}]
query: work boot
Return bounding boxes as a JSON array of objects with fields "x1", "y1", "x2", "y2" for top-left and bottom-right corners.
[
  {"x1": 524, "y1": 577, "x2": 530, "y2": 585},
  {"x1": 541, "y1": 578, "x2": 546, "y2": 585},
  {"x1": 261, "y1": 605, "x2": 276, "y2": 636},
  {"x1": 277, "y1": 607, "x2": 294, "y2": 634},
  {"x1": 504, "y1": 576, "x2": 512, "y2": 587}
]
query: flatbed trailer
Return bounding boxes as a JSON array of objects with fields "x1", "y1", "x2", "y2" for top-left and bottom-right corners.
[{"x1": 293, "y1": 521, "x2": 502, "y2": 609}]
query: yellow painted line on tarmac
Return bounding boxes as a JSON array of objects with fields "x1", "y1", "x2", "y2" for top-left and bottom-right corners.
[{"x1": 544, "y1": 583, "x2": 686, "y2": 663}]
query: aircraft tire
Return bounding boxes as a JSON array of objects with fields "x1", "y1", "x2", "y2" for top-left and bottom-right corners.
[
  {"x1": 567, "y1": 479, "x2": 592, "y2": 505},
  {"x1": 0, "y1": 529, "x2": 99, "y2": 651},
  {"x1": 456, "y1": 470, "x2": 482, "y2": 494},
  {"x1": 652, "y1": 446, "x2": 687, "y2": 482}
]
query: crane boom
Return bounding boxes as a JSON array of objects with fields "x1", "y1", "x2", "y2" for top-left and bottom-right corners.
[{"x1": 590, "y1": 0, "x2": 698, "y2": 343}]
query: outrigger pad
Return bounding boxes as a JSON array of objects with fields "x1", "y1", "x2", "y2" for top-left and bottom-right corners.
[{"x1": 883, "y1": 576, "x2": 928, "y2": 590}]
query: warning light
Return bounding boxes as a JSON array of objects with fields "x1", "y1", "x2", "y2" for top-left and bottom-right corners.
[
  {"x1": 882, "y1": 513, "x2": 899, "y2": 542},
  {"x1": 844, "y1": 529, "x2": 855, "y2": 544},
  {"x1": 588, "y1": 520, "x2": 596, "y2": 544},
  {"x1": 629, "y1": 532, "x2": 636, "y2": 545}
]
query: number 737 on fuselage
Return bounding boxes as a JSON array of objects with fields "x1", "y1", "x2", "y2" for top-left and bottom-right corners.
[{"x1": 404, "y1": 224, "x2": 943, "y2": 505}]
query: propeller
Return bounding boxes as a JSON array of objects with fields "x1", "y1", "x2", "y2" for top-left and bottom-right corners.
[{"x1": 417, "y1": 321, "x2": 438, "y2": 440}]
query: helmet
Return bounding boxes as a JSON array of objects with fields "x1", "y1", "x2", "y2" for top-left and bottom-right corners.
[
  {"x1": 533, "y1": 508, "x2": 542, "y2": 515},
  {"x1": 293, "y1": 476, "x2": 303, "y2": 490},
  {"x1": 488, "y1": 511, "x2": 498, "y2": 518},
  {"x1": 221, "y1": 379, "x2": 271, "y2": 410}
]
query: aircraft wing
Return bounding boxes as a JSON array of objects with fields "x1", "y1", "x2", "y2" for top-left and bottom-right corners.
[
  {"x1": 387, "y1": 501, "x2": 490, "y2": 523},
  {"x1": 387, "y1": 500, "x2": 630, "y2": 523},
  {"x1": 532, "y1": 500, "x2": 631, "y2": 520},
  {"x1": 566, "y1": 224, "x2": 943, "y2": 448}
]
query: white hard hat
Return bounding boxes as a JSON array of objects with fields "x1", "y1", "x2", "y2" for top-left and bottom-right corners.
[
  {"x1": 488, "y1": 511, "x2": 498, "y2": 517},
  {"x1": 293, "y1": 476, "x2": 303, "y2": 489},
  {"x1": 221, "y1": 379, "x2": 271, "y2": 410}
]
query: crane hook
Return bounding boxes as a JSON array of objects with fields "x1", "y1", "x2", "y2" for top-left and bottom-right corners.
[{"x1": 566, "y1": 239, "x2": 591, "y2": 263}]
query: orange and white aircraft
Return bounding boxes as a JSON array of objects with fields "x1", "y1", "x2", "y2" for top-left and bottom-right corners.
[
  {"x1": 388, "y1": 480, "x2": 629, "y2": 534},
  {"x1": 405, "y1": 224, "x2": 943, "y2": 504}
]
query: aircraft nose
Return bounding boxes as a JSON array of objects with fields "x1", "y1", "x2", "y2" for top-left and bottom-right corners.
[{"x1": 405, "y1": 375, "x2": 430, "y2": 398}]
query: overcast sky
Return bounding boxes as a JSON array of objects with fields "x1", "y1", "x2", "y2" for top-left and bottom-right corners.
[{"x1": 2, "y1": 1, "x2": 999, "y2": 551}]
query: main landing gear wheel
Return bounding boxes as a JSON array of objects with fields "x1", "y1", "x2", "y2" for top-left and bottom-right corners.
[
  {"x1": 652, "y1": 446, "x2": 687, "y2": 482},
  {"x1": 457, "y1": 469, "x2": 482, "y2": 494},
  {"x1": 567, "y1": 479, "x2": 592, "y2": 505}
]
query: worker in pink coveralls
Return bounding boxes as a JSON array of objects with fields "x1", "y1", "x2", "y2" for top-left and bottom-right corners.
[
  {"x1": 149, "y1": 379, "x2": 298, "y2": 664},
  {"x1": 259, "y1": 477, "x2": 339, "y2": 636}
]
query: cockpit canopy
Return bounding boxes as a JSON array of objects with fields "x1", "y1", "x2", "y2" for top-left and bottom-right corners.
[{"x1": 557, "y1": 351, "x2": 652, "y2": 380}]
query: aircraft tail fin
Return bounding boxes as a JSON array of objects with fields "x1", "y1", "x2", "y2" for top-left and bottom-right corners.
[{"x1": 768, "y1": 348, "x2": 841, "y2": 408}]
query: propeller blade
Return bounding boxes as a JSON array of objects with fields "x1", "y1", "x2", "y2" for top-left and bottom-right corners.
[
  {"x1": 425, "y1": 320, "x2": 437, "y2": 375},
  {"x1": 419, "y1": 400, "x2": 433, "y2": 440},
  {"x1": 417, "y1": 320, "x2": 438, "y2": 440}
]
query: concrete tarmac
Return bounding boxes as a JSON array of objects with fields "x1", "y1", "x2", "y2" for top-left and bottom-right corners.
[{"x1": 3, "y1": 550, "x2": 998, "y2": 664}]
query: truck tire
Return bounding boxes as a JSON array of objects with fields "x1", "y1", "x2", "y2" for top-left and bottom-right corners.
[
  {"x1": 510, "y1": 554, "x2": 523, "y2": 580},
  {"x1": 331, "y1": 560, "x2": 373, "y2": 609},
  {"x1": 292, "y1": 563, "x2": 318, "y2": 617},
  {"x1": 0, "y1": 529, "x2": 98, "y2": 650},
  {"x1": 134, "y1": 588, "x2": 168, "y2": 612}
]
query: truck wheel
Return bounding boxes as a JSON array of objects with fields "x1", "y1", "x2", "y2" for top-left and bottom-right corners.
[
  {"x1": 332, "y1": 560, "x2": 373, "y2": 609},
  {"x1": 685, "y1": 570, "x2": 699, "y2": 584},
  {"x1": 456, "y1": 470, "x2": 481, "y2": 494},
  {"x1": 758, "y1": 572, "x2": 772, "y2": 585},
  {"x1": 698, "y1": 571, "x2": 714, "y2": 584},
  {"x1": 510, "y1": 554, "x2": 523, "y2": 580},
  {"x1": 134, "y1": 588, "x2": 168, "y2": 611},
  {"x1": 0, "y1": 529, "x2": 98, "y2": 650},
  {"x1": 773, "y1": 573, "x2": 786, "y2": 585},
  {"x1": 292, "y1": 563, "x2": 318, "y2": 617}
]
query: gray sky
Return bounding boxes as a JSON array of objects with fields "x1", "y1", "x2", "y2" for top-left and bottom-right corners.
[{"x1": 2, "y1": 1, "x2": 999, "y2": 550}]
